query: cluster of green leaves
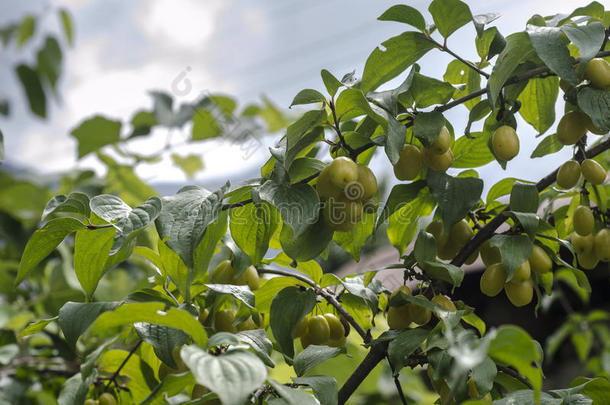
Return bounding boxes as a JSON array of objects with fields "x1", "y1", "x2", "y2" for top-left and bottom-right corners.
[
  {"x1": 1, "y1": 1, "x2": 610, "y2": 405},
  {"x1": 0, "y1": 7, "x2": 73, "y2": 119}
]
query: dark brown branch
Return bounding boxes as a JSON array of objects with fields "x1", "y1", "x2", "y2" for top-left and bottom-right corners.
[
  {"x1": 257, "y1": 267, "x2": 368, "y2": 341},
  {"x1": 451, "y1": 137, "x2": 610, "y2": 267},
  {"x1": 497, "y1": 365, "x2": 533, "y2": 389},
  {"x1": 338, "y1": 341, "x2": 389, "y2": 405}
]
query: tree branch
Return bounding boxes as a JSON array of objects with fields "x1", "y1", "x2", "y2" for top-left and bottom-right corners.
[
  {"x1": 104, "y1": 340, "x2": 142, "y2": 391},
  {"x1": 257, "y1": 267, "x2": 368, "y2": 341},
  {"x1": 338, "y1": 341, "x2": 389, "y2": 405},
  {"x1": 426, "y1": 36, "x2": 490, "y2": 79},
  {"x1": 451, "y1": 137, "x2": 610, "y2": 267}
]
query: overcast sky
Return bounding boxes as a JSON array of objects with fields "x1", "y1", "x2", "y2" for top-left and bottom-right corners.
[{"x1": 0, "y1": 0, "x2": 592, "y2": 193}]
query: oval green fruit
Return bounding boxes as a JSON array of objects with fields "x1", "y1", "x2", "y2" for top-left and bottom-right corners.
[
  {"x1": 573, "y1": 205, "x2": 594, "y2": 236},
  {"x1": 98, "y1": 393, "x2": 117, "y2": 405},
  {"x1": 557, "y1": 112, "x2": 588, "y2": 145},
  {"x1": 480, "y1": 263, "x2": 506, "y2": 297},
  {"x1": 594, "y1": 229, "x2": 610, "y2": 262},
  {"x1": 578, "y1": 250, "x2": 599, "y2": 270},
  {"x1": 505, "y1": 279, "x2": 533, "y2": 307},
  {"x1": 307, "y1": 315, "x2": 330, "y2": 345},
  {"x1": 429, "y1": 126, "x2": 451, "y2": 154},
  {"x1": 211, "y1": 260, "x2": 235, "y2": 284},
  {"x1": 581, "y1": 159, "x2": 607, "y2": 185},
  {"x1": 235, "y1": 265, "x2": 260, "y2": 290},
  {"x1": 424, "y1": 148, "x2": 454, "y2": 172},
  {"x1": 327, "y1": 334, "x2": 347, "y2": 348},
  {"x1": 529, "y1": 245, "x2": 552, "y2": 273},
  {"x1": 394, "y1": 144, "x2": 423, "y2": 180},
  {"x1": 214, "y1": 309, "x2": 236, "y2": 333},
  {"x1": 236, "y1": 316, "x2": 258, "y2": 331},
  {"x1": 426, "y1": 219, "x2": 448, "y2": 247},
  {"x1": 572, "y1": 233, "x2": 594, "y2": 255},
  {"x1": 300, "y1": 331, "x2": 312, "y2": 349},
  {"x1": 351, "y1": 165, "x2": 377, "y2": 200},
  {"x1": 387, "y1": 305, "x2": 412, "y2": 330},
  {"x1": 324, "y1": 313, "x2": 345, "y2": 340},
  {"x1": 323, "y1": 195, "x2": 363, "y2": 232},
  {"x1": 512, "y1": 260, "x2": 531, "y2": 282},
  {"x1": 316, "y1": 165, "x2": 341, "y2": 199},
  {"x1": 407, "y1": 295, "x2": 431, "y2": 325},
  {"x1": 431, "y1": 294, "x2": 456, "y2": 312},
  {"x1": 492, "y1": 126, "x2": 520, "y2": 161},
  {"x1": 584, "y1": 58, "x2": 610, "y2": 89},
  {"x1": 582, "y1": 113, "x2": 607, "y2": 135},
  {"x1": 294, "y1": 316, "x2": 308, "y2": 338},
  {"x1": 449, "y1": 219, "x2": 474, "y2": 248},
  {"x1": 84, "y1": 400, "x2": 98, "y2": 405},
  {"x1": 480, "y1": 240, "x2": 502, "y2": 266},
  {"x1": 556, "y1": 160, "x2": 581, "y2": 189},
  {"x1": 327, "y1": 156, "x2": 359, "y2": 189}
]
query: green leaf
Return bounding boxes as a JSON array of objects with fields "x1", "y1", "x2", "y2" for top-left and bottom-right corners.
[
  {"x1": 16, "y1": 64, "x2": 46, "y2": 118},
  {"x1": 271, "y1": 253, "x2": 323, "y2": 284},
  {"x1": 388, "y1": 188, "x2": 436, "y2": 253},
  {"x1": 16, "y1": 15, "x2": 35, "y2": 48},
  {"x1": 57, "y1": 372, "x2": 97, "y2": 405},
  {"x1": 191, "y1": 108, "x2": 221, "y2": 140},
  {"x1": 292, "y1": 376, "x2": 338, "y2": 405},
  {"x1": 290, "y1": 89, "x2": 326, "y2": 107},
  {"x1": 510, "y1": 183, "x2": 539, "y2": 213},
  {"x1": 444, "y1": 59, "x2": 482, "y2": 109},
  {"x1": 182, "y1": 345, "x2": 267, "y2": 405},
  {"x1": 388, "y1": 328, "x2": 431, "y2": 372},
  {"x1": 472, "y1": 356, "x2": 497, "y2": 395},
  {"x1": 58, "y1": 301, "x2": 120, "y2": 347},
  {"x1": 193, "y1": 211, "x2": 228, "y2": 281},
  {"x1": 517, "y1": 76, "x2": 559, "y2": 134},
  {"x1": 18, "y1": 317, "x2": 58, "y2": 338},
  {"x1": 237, "y1": 329, "x2": 275, "y2": 368},
  {"x1": 268, "y1": 379, "x2": 320, "y2": 405},
  {"x1": 489, "y1": 32, "x2": 537, "y2": 107},
  {"x1": 90, "y1": 302, "x2": 207, "y2": 346},
  {"x1": 70, "y1": 116, "x2": 122, "y2": 158},
  {"x1": 156, "y1": 184, "x2": 227, "y2": 268},
  {"x1": 321, "y1": 70, "x2": 343, "y2": 97},
  {"x1": 74, "y1": 226, "x2": 116, "y2": 297},
  {"x1": 285, "y1": 126, "x2": 325, "y2": 167},
  {"x1": 258, "y1": 180, "x2": 319, "y2": 238},
  {"x1": 476, "y1": 27, "x2": 504, "y2": 60},
  {"x1": 129, "y1": 110, "x2": 157, "y2": 138},
  {"x1": 488, "y1": 326, "x2": 542, "y2": 395},
  {"x1": 473, "y1": 13, "x2": 501, "y2": 37},
  {"x1": 406, "y1": 73, "x2": 456, "y2": 108},
  {"x1": 42, "y1": 192, "x2": 91, "y2": 221},
  {"x1": 91, "y1": 195, "x2": 162, "y2": 254},
  {"x1": 150, "y1": 91, "x2": 194, "y2": 128},
  {"x1": 428, "y1": 0, "x2": 472, "y2": 38},
  {"x1": 420, "y1": 261, "x2": 464, "y2": 287},
  {"x1": 134, "y1": 323, "x2": 189, "y2": 369},
  {"x1": 361, "y1": 31, "x2": 435, "y2": 93},
  {"x1": 487, "y1": 177, "x2": 519, "y2": 204},
  {"x1": 340, "y1": 275, "x2": 380, "y2": 313},
  {"x1": 36, "y1": 36, "x2": 62, "y2": 90},
  {"x1": 452, "y1": 132, "x2": 495, "y2": 168},
  {"x1": 270, "y1": 286, "x2": 317, "y2": 358},
  {"x1": 383, "y1": 113, "x2": 407, "y2": 165},
  {"x1": 294, "y1": 345, "x2": 345, "y2": 377},
  {"x1": 333, "y1": 209, "x2": 375, "y2": 261},
  {"x1": 206, "y1": 284, "x2": 255, "y2": 308},
  {"x1": 414, "y1": 230, "x2": 437, "y2": 264},
  {"x1": 59, "y1": 9, "x2": 73, "y2": 46},
  {"x1": 285, "y1": 109, "x2": 327, "y2": 168},
  {"x1": 570, "y1": 377, "x2": 610, "y2": 405},
  {"x1": 493, "y1": 390, "x2": 561, "y2": 405},
  {"x1": 335, "y1": 88, "x2": 385, "y2": 125},
  {"x1": 158, "y1": 238, "x2": 189, "y2": 298},
  {"x1": 531, "y1": 133, "x2": 562, "y2": 158},
  {"x1": 577, "y1": 87, "x2": 610, "y2": 132},
  {"x1": 17, "y1": 217, "x2": 86, "y2": 284},
  {"x1": 413, "y1": 111, "x2": 445, "y2": 148},
  {"x1": 288, "y1": 157, "x2": 325, "y2": 184},
  {"x1": 561, "y1": 22, "x2": 605, "y2": 70},
  {"x1": 230, "y1": 202, "x2": 280, "y2": 265},
  {"x1": 508, "y1": 212, "x2": 540, "y2": 239},
  {"x1": 427, "y1": 171, "x2": 483, "y2": 228},
  {"x1": 376, "y1": 181, "x2": 426, "y2": 228},
  {"x1": 527, "y1": 26, "x2": 577, "y2": 85},
  {"x1": 378, "y1": 5, "x2": 426, "y2": 31},
  {"x1": 171, "y1": 154, "x2": 203, "y2": 179},
  {"x1": 490, "y1": 234, "x2": 533, "y2": 281}
]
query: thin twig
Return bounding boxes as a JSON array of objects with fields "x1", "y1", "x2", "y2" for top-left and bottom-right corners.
[
  {"x1": 497, "y1": 365, "x2": 534, "y2": 389},
  {"x1": 104, "y1": 340, "x2": 143, "y2": 391},
  {"x1": 426, "y1": 36, "x2": 490, "y2": 78},
  {"x1": 257, "y1": 267, "x2": 368, "y2": 341}
]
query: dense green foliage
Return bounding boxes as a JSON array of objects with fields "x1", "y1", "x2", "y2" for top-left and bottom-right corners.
[{"x1": 1, "y1": 1, "x2": 610, "y2": 404}]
